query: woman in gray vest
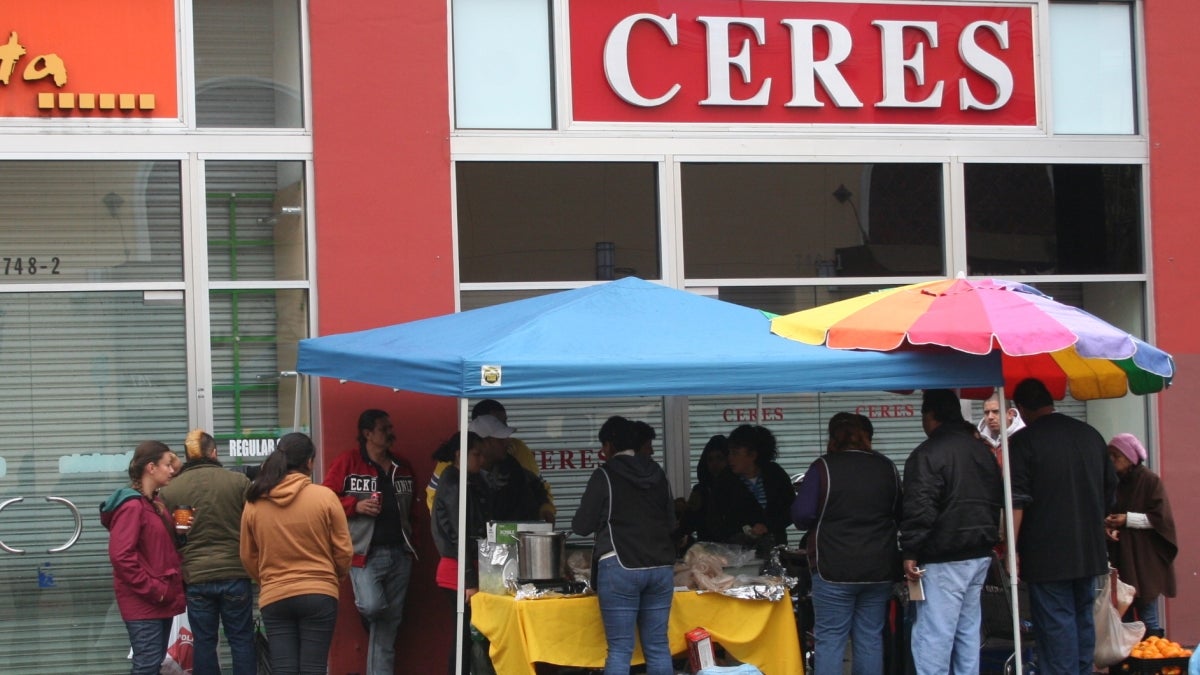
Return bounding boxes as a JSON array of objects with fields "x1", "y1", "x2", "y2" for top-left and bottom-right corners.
[
  {"x1": 792, "y1": 413, "x2": 903, "y2": 675},
  {"x1": 572, "y1": 416, "x2": 676, "y2": 675}
]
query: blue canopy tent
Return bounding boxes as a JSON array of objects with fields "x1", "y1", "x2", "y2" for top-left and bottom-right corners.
[
  {"x1": 296, "y1": 276, "x2": 1004, "y2": 674},
  {"x1": 297, "y1": 276, "x2": 1001, "y2": 397}
]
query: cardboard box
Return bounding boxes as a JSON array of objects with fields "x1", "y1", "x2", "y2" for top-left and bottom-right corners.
[
  {"x1": 686, "y1": 627, "x2": 716, "y2": 673},
  {"x1": 487, "y1": 520, "x2": 553, "y2": 544}
]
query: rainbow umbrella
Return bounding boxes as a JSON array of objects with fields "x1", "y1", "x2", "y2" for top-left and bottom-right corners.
[{"x1": 770, "y1": 278, "x2": 1174, "y2": 400}]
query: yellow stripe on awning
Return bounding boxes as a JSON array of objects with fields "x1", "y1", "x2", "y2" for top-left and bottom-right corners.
[{"x1": 1052, "y1": 348, "x2": 1129, "y2": 400}]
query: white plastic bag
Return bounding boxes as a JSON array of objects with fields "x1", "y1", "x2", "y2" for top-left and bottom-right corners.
[
  {"x1": 1112, "y1": 571, "x2": 1136, "y2": 616},
  {"x1": 160, "y1": 612, "x2": 194, "y2": 675},
  {"x1": 1093, "y1": 582, "x2": 1144, "y2": 668}
]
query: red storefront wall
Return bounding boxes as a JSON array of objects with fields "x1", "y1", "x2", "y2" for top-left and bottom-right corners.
[
  {"x1": 1145, "y1": 0, "x2": 1200, "y2": 643},
  {"x1": 309, "y1": 1, "x2": 457, "y2": 672}
]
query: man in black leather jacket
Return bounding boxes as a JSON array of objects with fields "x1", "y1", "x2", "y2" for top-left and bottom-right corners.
[{"x1": 900, "y1": 389, "x2": 1004, "y2": 675}]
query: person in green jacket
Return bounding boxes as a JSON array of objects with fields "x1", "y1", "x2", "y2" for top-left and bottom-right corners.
[{"x1": 160, "y1": 429, "x2": 255, "y2": 675}]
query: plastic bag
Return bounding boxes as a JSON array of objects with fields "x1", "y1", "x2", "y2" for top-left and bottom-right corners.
[
  {"x1": 1093, "y1": 579, "x2": 1145, "y2": 668},
  {"x1": 160, "y1": 612, "x2": 194, "y2": 675},
  {"x1": 683, "y1": 543, "x2": 756, "y2": 591},
  {"x1": 1111, "y1": 569, "x2": 1136, "y2": 616}
]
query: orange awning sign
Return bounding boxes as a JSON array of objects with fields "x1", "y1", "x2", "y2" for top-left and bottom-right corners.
[{"x1": 1, "y1": 1, "x2": 178, "y2": 119}]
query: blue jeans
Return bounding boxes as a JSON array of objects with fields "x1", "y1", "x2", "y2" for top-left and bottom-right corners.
[
  {"x1": 809, "y1": 572, "x2": 892, "y2": 675},
  {"x1": 350, "y1": 544, "x2": 412, "y2": 675},
  {"x1": 125, "y1": 617, "x2": 172, "y2": 675},
  {"x1": 596, "y1": 556, "x2": 674, "y2": 675},
  {"x1": 260, "y1": 593, "x2": 338, "y2": 675},
  {"x1": 186, "y1": 578, "x2": 256, "y2": 675},
  {"x1": 1126, "y1": 596, "x2": 1161, "y2": 632},
  {"x1": 1028, "y1": 577, "x2": 1100, "y2": 675},
  {"x1": 910, "y1": 557, "x2": 990, "y2": 675}
]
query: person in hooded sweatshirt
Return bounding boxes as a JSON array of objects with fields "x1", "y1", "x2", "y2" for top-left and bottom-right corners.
[
  {"x1": 572, "y1": 416, "x2": 676, "y2": 675},
  {"x1": 240, "y1": 433, "x2": 352, "y2": 675},
  {"x1": 100, "y1": 440, "x2": 187, "y2": 675}
]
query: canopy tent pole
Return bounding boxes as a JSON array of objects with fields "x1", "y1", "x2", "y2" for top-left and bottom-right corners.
[
  {"x1": 998, "y1": 392, "x2": 1024, "y2": 675},
  {"x1": 454, "y1": 398, "x2": 470, "y2": 675}
]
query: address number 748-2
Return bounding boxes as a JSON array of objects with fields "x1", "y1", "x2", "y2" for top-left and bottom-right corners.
[{"x1": 3, "y1": 257, "x2": 61, "y2": 275}]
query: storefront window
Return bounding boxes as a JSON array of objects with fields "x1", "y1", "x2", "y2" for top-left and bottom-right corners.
[
  {"x1": 0, "y1": 161, "x2": 182, "y2": 283},
  {"x1": 210, "y1": 288, "x2": 309, "y2": 444},
  {"x1": 964, "y1": 164, "x2": 1142, "y2": 276},
  {"x1": 457, "y1": 161, "x2": 660, "y2": 282},
  {"x1": 682, "y1": 163, "x2": 944, "y2": 279},
  {"x1": 0, "y1": 291, "x2": 188, "y2": 673},
  {"x1": 206, "y1": 161, "x2": 307, "y2": 282},
  {"x1": 194, "y1": 0, "x2": 304, "y2": 128},
  {"x1": 452, "y1": 0, "x2": 553, "y2": 129},
  {"x1": 1049, "y1": 3, "x2": 1136, "y2": 135}
]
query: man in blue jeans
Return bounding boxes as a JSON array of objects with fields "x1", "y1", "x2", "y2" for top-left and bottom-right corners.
[
  {"x1": 900, "y1": 390, "x2": 1004, "y2": 675},
  {"x1": 324, "y1": 410, "x2": 417, "y2": 675},
  {"x1": 160, "y1": 429, "x2": 255, "y2": 675},
  {"x1": 1010, "y1": 378, "x2": 1117, "y2": 675}
]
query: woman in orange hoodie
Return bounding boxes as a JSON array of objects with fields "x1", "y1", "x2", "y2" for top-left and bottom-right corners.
[{"x1": 241, "y1": 433, "x2": 352, "y2": 675}]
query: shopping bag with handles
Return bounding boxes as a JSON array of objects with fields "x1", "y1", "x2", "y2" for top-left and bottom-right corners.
[{"x1": 160, "y1": 612, "x2": 193, "y2": 675}]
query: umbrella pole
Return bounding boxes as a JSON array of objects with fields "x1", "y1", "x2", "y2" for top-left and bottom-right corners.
[
  {"x1": 454, "y1": 398, "x2": 470, "y2": 675},
  {"x1": 998, "y1": 392, "x2": 1024, "y2": 675}
]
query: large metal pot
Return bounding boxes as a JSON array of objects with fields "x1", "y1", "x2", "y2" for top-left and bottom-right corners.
[{"x1": 517, "y1": 531, "x2": 566, "y2": 581}]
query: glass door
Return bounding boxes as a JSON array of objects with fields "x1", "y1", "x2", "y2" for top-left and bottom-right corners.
[{"x1": 0, "y1": 292, "x2": 189, "y2": 673}]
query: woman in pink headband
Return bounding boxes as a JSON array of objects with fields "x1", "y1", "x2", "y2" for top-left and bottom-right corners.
[{"x1": 1103, "y1": 433, "x2": 1177, "y2": 634}]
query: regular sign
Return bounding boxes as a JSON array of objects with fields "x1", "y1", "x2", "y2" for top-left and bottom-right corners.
[{"x1": 568, "y1": 0, "x2": 1037, "y2": 127}]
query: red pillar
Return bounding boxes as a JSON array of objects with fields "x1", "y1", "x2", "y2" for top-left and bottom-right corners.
[{"x1": 309, "y1": 0, "x2": 457, "y2": 671}]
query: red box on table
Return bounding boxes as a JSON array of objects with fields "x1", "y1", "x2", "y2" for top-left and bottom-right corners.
[{"x1": 686, "y1": 627, "x2": 716, "y2": 673}]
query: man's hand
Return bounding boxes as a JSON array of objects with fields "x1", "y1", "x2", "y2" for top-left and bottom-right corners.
[
  {"x1": 904, "y1": 559, "x2": 924, "y2": 581},
  {"x1": 1104, "y1": 513, "x2": 1127, "y2": 529},
  {"x1": 355, "y1": 494, "x2": 382, "y2": 516}
]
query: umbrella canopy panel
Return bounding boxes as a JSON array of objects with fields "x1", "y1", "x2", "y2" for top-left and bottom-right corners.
[{"x1": 771, "y1": 278, "x2": 1174, "y2": 400}]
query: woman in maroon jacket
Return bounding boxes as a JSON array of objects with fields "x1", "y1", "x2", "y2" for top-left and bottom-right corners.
[{"x1": 100, "y1": 440, "x2": 187, "y2": 675}]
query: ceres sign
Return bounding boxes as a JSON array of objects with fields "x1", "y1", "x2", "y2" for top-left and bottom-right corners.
[{"x1": 569, "y1": 0, "x2": 1037, "y2": 127}]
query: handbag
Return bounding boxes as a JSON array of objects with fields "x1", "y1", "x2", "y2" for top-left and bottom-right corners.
[
  {"x1": 255, "y1": 617, "x2": 272, "y2": 675},
  {"x1": 1094, "y1": 571, "x2": 1145, "y2": 668}
]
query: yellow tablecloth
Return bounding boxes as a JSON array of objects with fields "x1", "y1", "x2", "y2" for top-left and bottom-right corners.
[{"x1": 471, "y1": 589, "x2": 803, "y2": 675}]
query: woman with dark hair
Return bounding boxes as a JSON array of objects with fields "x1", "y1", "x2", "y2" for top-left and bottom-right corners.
[
  {"x1": 678, "y1": 434, "x2": 729, "y2": 546},
  {"x1": 572, "y1": 416, "x2": 676, "y2": 675},
  {"x1": 241, "y1": 433, "x2": 352, "y2": 675},
  {"x1": 793, "y1": 414, "x2": 903, "y2": 675},
  {"x1": 706, "y1": 424, "x2": 796, "y2": 553},
  {"x1": 100, "y1": 440, "x2": 187, "y2": 675},
  {"x1": 430, "y1": 431, "x2": 489, "y2": 674},
  {"x1": 1104, "y1": 433, "x2": 1177, "y2": 634}
]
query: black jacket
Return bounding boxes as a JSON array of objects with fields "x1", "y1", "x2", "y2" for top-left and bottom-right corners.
[
  {"x1": 485, "y1": 453, "x2": 549, "y2": 522},
  {"x1": 1009, "y1": 412, "x2": 1117, "y2": 582},
  {"x1": 795, "y1": 449, "x2": 903, "y2": 582},
  {"x1": 572, "y1": 452, "x2": 675, "y2": 570},
  {"x1": 900, "y1": 422, "x2": 1003, "y2": 564},
  {"x1": 431, "y1": 466, "x2": 489, "y2": 588},
  {"x1": 705, "y1": 462, "x2": 795, "y2": 548}
]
